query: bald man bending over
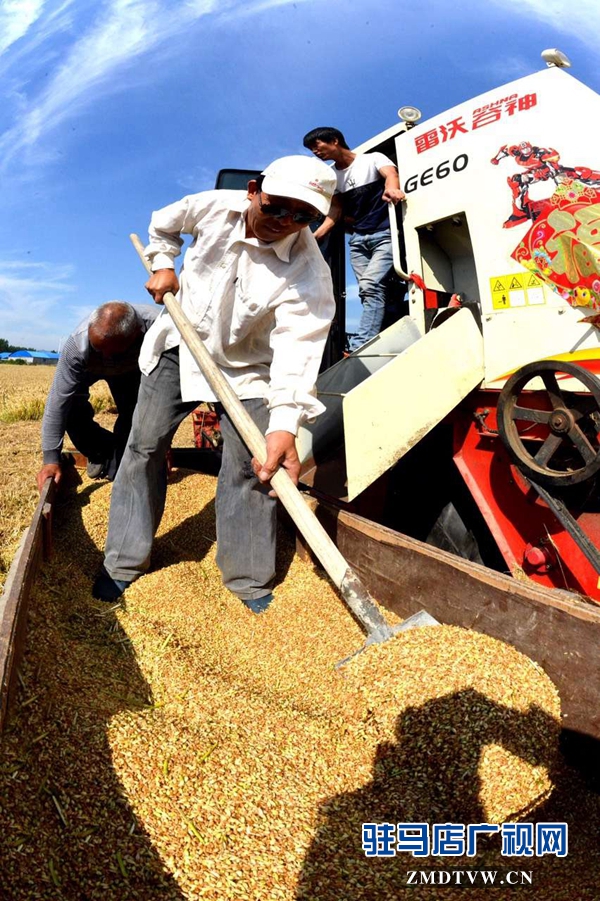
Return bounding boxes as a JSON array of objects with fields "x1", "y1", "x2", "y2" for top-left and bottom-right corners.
[{"x1": 36, "y1": 302, "x2": 158, "y2": 492}]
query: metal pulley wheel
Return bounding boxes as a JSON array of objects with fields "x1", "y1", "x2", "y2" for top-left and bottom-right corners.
[{"x1": 497, "y1": 360, "x2": 600, "y2": 487}]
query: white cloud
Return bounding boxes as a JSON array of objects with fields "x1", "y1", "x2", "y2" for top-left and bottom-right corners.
[
  {"x1": 0, "y1": 0, "x2": 185, "y2": 168},
  {"x1": 0, "y1": 259, "x2": 76, "y2": 349},
  {"x1": 218, "y1": 0, "x2": 317, "y2": 18},
  {"x1": 471, "y1": 55, "x2": 531, "y2": 84},
  {"x1": 0, "y1": 1, "x2": 73, "y2": 83},
  {"x1": 0, "y1": 0, "x2": 312, "y2": 174},
  {"x1": 0, "y1": 0, "x2": 45, "y2": 56},
  {"x1": 491, "y1": 0, "x2": 600, "y2": 48}
]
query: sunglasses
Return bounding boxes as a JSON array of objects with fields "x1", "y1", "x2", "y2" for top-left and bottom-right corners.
[{"x1": 258, "y1": 191, "x2": 320, "y2": 225}]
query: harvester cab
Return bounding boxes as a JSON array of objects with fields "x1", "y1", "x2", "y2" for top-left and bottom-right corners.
[{"x1": 297, "y1": 51, "x2": 600, "y2": 603}]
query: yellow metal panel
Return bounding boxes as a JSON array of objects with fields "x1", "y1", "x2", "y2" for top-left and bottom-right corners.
[
  {"x1": 343, "y1": 309, "x2": 485, "y2": 500},
  {"x1": 296, "y1": 316, "x2": 422, "y2": 478}
]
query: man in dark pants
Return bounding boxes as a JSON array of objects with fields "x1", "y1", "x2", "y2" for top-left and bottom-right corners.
[
  {"x1": 36, "y1": 302, "x2": 158, "y2": 492},
  {"x1": 92, "y1": 155, "x2": 336, "y2": 613}
]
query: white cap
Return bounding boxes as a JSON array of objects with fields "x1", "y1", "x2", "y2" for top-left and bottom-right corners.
[{"x1": 261, "y1": 155, "x2": 336, "y2": 217}]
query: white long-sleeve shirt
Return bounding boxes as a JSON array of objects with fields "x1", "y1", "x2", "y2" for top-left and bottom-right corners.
[{"x1": 140, "y1": 189, "x2": 335, "y2": 436}]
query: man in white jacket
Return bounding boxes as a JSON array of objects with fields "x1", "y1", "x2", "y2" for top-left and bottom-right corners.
[{"x1": 93, "y1": 155, "x2": 336, "y2": 613}]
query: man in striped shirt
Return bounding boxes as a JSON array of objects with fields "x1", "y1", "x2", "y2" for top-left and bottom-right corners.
[{"x1": 36, "y1": 302, "x2": 158, "y2": 492}]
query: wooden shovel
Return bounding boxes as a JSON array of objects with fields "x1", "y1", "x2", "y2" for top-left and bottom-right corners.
[{"x1": 131, "y1": 234, "x2": 436, "y2": 657}]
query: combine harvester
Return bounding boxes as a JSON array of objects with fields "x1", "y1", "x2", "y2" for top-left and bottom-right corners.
[
  {"x1": 2, "y1": 51, "x2": 600, "y2": 746},
  {"x1": 296, "y1": 49, "x2": 600, "y2": 742}
]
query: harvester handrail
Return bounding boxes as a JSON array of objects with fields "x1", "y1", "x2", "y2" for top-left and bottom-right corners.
[{"x1": 388, "y1": 201, "x2": 411, "y2": 281}]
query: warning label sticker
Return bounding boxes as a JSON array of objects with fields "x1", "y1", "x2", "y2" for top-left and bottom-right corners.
[{"x1": 489, "y1": 272, "x2": 547, "y2": 311}]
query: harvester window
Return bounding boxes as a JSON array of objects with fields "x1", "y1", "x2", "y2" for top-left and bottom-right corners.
[{"x1": 214, "y1": 168, "x2": 261, "y2": 190}]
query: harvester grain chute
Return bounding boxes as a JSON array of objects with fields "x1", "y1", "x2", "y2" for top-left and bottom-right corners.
[{"x1": 297, "y1": 305, "x2": 484, "y2": 502}]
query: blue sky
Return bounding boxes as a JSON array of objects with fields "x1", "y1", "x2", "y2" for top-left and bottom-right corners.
[{"x1": 0, "y1": 0, "x2": 598, "y2": 350}]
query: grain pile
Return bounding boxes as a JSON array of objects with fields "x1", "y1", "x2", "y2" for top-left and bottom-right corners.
[
  {"x1": 344, "y1": 628, "x2": 561, "y2": 823},
  {"x1": 1, "y1": 460, "x2": 600, "y2": 899}
]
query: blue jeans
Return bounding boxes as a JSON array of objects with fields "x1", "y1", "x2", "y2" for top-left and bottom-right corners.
[
  {"x1": 103, "y1": 347, "x2": 276, "y2": 600},
  {"x1": 348, "y1": 229, "x2": 394, "y2": 351}
]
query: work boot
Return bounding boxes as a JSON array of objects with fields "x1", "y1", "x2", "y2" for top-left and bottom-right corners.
[
  {"x1": 86, "y1": 459, "x2": 109, "y2": 479},
  {"x1": 92, "y1": 566, "x2": 132, "y2": 602},
  {"x1": 241, "y1": 593, "x2": 274, "y2": 614},
  {"x1": 86, "y1": 451, "x2": 119, "y2": 481}
]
